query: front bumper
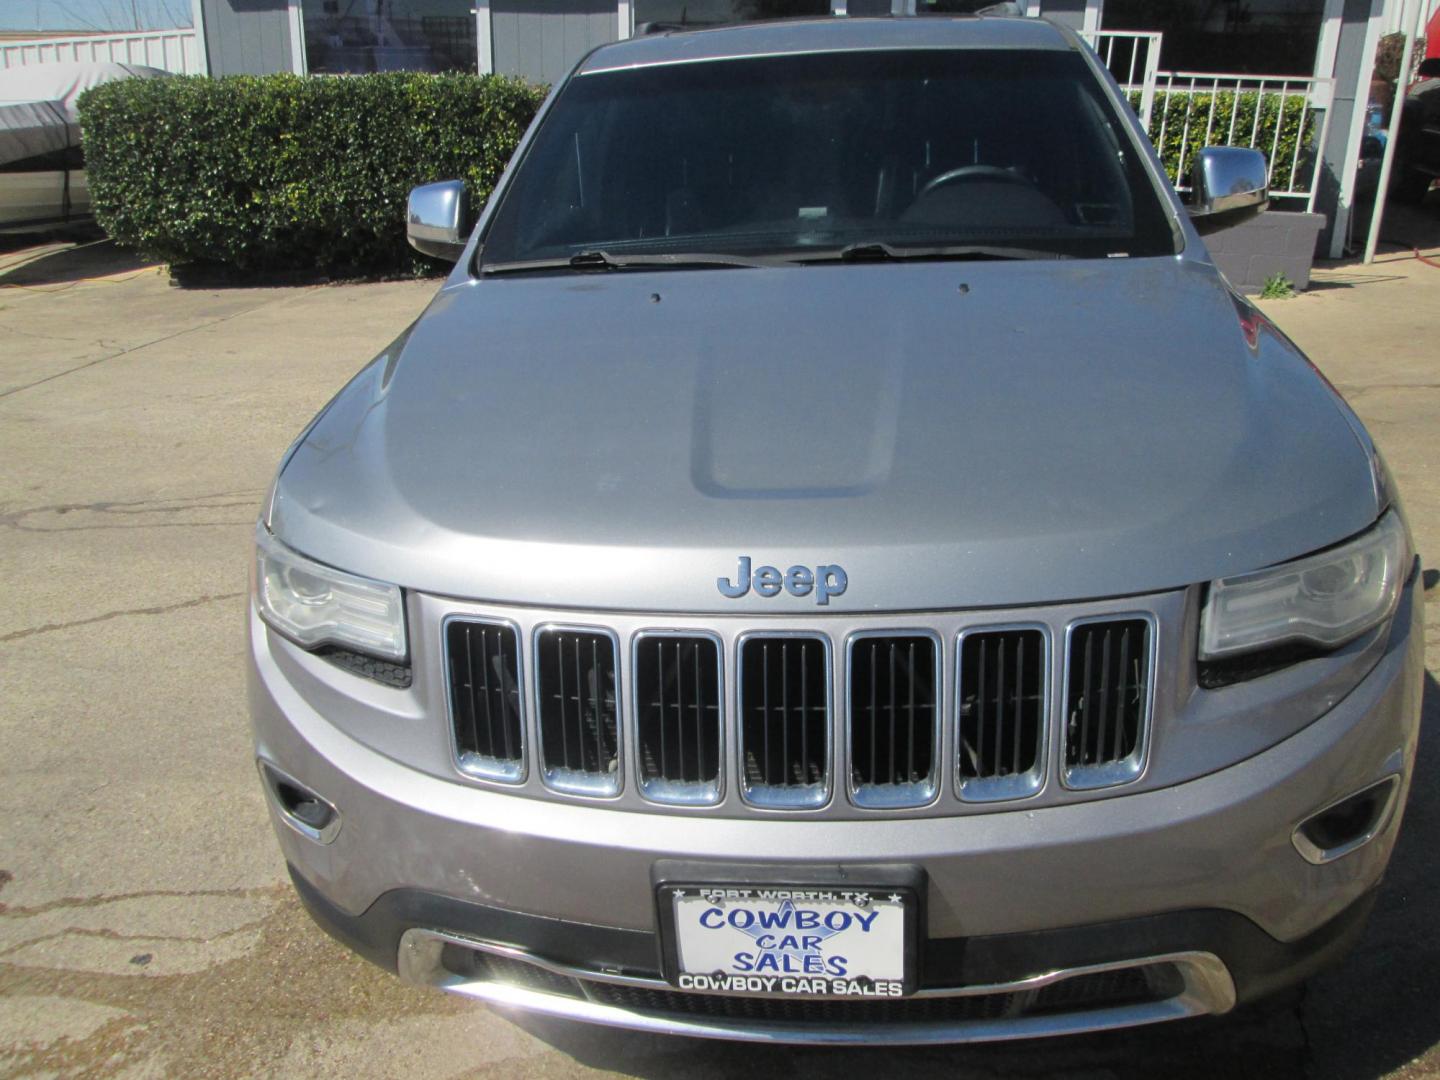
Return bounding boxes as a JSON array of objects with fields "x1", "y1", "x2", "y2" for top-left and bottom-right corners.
[
  {"x1": 248, "y1": 573, "x2": 1424, "y2": 1041},
  {"x1": 286, "y1": 863, "x2": 1378, "y2": 1044}
]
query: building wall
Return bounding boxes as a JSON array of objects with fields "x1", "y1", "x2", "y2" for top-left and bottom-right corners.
[
  {"x1": 491, "y1": 0, "x2": 617, "y2": 86},
  {"x1": 1039, "y1": 0, "x2": 1089, "y2": 31},
  {"x1": 198, "y1": 0, "x2": 294, "y2": 76}
]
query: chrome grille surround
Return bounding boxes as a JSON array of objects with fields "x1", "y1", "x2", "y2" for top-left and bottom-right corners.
[
  {"x1": 845, "y1": 629, "x2": 943, "y2": 809},
  {"x1": 735, "y1": 631, "x2": 832, "y2": 810},
  {"x1": 1061, "y1": 612, "x2": 1158, "y2": 791},
  {"x1": 533, "y1": 623, "x2": 623, "y2": 799},
  {"x1": 955, "y1": 623, "x2": 1051, "y2": 803},
  {"x1": 431, "y1": 589, "x2": 1176, "y2": 818},
  {"x1": 443, "y1": 614, "x2": 526, "y2": 785},
  {"x1": 631, "y1": 629, "x2": 726, "y2": 807}
]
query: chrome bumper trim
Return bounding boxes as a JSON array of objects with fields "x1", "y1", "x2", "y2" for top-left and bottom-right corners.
[{"x1": 397, "y1": 928, "x2": 1236, "y2": 1044}]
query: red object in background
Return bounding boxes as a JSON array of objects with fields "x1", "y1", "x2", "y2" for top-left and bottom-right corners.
[{"x1": 1429, "y1": 7, "x2": 1440, "y2": 60}]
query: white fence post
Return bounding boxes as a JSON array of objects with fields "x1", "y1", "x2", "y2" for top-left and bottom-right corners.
[
  {"x1": 1136, "y1": 32, "x2": 1160, "y2": 130},
  {"x1": 1080, "y1": 33, "x2": 1335, "y2": 205},
  {"x1": 1083, "y1": 30, "x2": 1163, "y2": 130}
]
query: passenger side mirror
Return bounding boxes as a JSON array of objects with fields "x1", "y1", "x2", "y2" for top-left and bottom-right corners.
[
  {"x1": 407, "y1": 180, "x2": 470, "y2": 262},
  {"x1": 1187, "y1": 147, "x2": 1269, "y2": 235}
]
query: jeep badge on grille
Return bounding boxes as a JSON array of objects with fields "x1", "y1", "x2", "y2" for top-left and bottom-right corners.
[{"x1": 717, "y1": 557, "x2": 848, "y2": 605}]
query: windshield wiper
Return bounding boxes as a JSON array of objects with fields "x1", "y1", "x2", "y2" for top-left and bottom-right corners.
[
  {"x1": 810, "y1": 242, "x2": 1075, "y2": 263},
  {"x1": 482, "y1": 249, "x2": 794, "y2": 274}
]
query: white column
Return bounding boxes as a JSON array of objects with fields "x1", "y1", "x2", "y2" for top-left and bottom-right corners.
[
  {"x1": 1329, "y1": 0, "x2": 1385, "y2": 257},
  {"x1": 1082, "y1": 0, "x2": 1103, "y2": 33},
  {"x1": 287, "y1": 0, "x2": 307, "y2": 75},
  {"x1": 475, "y1": 0, "x2": 493, "y2": 74},
  {"x1": 189, "y1": 0, "x2": 210, "y2": 75},
  {"x1": 1312, "y1": 0, "x2": 1345, "y2": 87},
  {"x1": 618, "y1": 0, "x2": 633, "y2": 38}
]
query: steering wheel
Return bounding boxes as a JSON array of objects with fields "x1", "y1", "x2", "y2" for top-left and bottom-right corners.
[{"x1": 919, "y1": 164, "x2": 1035, "y2": 197}]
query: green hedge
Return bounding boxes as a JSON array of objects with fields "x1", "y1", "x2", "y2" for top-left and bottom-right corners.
[
  {"x1": 1127, "y1": 88, "x2": 1320, "y2": 194},
  {"x1": 78, "y1": 72, "x2": 545, "y2": 275}
]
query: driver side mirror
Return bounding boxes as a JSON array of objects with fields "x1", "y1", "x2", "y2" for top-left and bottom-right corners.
[
  {"x1": 407, "y1": 180, "x2": 470, "y2": 262},
  {"x1": 1188, "y1": 147, "x2": 1269, "y2": 235}
]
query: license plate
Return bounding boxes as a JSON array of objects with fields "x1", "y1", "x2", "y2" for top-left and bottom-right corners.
[{"x1": 661, "y1": 884, "x2": 914, "y2": 998}]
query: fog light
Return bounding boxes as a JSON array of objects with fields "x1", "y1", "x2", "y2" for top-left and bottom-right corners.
[
  {"x1": 1293, "y1": 776, "x2": 1400, "y2": 865},
  {"x1": 259, "y1": 761, "x2": 341, "y2": 844}
]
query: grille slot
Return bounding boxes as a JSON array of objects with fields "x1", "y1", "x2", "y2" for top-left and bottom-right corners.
[
  {"x1": 447, "y1": 620, "x2": 524, "y2": 782},
  {"x1": 634, "y1": 634, "x2": 723, "y2": 804},
  {"x1": 957, "y1": 628, "x2": 1047, "y2": 801},
  {"x1": 536, "y1": 628, "x2": 621, "y2": 796},
  {"x1": 1064, "y1": 618, "x2": 1151, "y2": 786},
  {"x1": 738, "y1": 635, "x2": 829, "y2": 807},
  {"x1": 848, "y1": 635, "x2": 939, "y2": 806}
]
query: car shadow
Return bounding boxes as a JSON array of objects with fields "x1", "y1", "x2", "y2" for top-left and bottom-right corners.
[
  {"x1": 509, "y1": 670, "x2": 1439, "y2": 1080},
  {"x1": 0, "y1": 234, "x2": 154, "y2": 288}
]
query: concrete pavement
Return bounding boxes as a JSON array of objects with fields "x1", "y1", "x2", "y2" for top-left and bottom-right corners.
[{"x1": 0, "y1": 239, "x2": 1437, "y2": 1078}]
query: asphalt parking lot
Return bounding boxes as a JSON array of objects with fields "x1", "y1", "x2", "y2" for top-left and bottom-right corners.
[{"x1": 1, "y1": 237, "x2": 1438, "y2": 1079}]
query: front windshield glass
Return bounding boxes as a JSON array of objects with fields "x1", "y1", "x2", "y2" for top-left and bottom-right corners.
[{"x1": 480, "y1": 48, "x2": 1178, "y2": 268}]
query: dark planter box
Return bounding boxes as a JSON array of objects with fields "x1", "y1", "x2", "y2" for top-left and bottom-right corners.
[{"x1": 1203, "y1": 210, "x2": 1326, "y2": 294}]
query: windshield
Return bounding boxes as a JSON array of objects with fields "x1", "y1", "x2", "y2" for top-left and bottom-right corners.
[{"x1": 480, "y1": 48, "x2": 1178, "y2": 269}]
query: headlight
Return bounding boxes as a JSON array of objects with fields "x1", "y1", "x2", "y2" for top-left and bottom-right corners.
[
  {"x1": 1199, "y1": 510, "x2": 1407, "y2": 660},
  {"x1": 253, "y1": 524, "x2": 407, "y2": 661}
]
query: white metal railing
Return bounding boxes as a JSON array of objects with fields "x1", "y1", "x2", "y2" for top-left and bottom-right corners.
[
  {"x1": 1085, "y1": 31, "x2": 1332, "y2": 212},
  {"x1": 1151, "y1": 72, "x2": 1335, "y2": 211},
  {"x1": 0, "y1": 29, "x2": 201, "y2": 75},
  {"x1": 1082, "y1": 30, "x2": 1163, "y2": 129}
]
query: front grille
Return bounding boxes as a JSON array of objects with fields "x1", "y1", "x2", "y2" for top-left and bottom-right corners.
[
  {"x1": 957, "y1": 628, "x2": 1046, "y2": 800},
  {"x1": 536, "y1": 628, "x2": 620, "y2": 795},
  {"x1": 446, "y1": 619, "x2": 524, "y2": 781},
  {"x1": 1064, "y1": 618, "x2": 1151, "y2": 784},
  {"x1": 849, "y1": 635, "x2": 939, "y2": 806},
  {"x1": 634, "y1": 634, "x2": 723, "y2": 804},
  {"x1": 439, "y1": 596, "x2": 1171, "y2": 810},
  {"x1": 738, "y1": 635, "x2": 829, "y2": 807}
]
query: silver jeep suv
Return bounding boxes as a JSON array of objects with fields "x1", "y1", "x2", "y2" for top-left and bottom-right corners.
[{"x1": 248, "y1": 14, "x2": 1424, "y2": 1044}]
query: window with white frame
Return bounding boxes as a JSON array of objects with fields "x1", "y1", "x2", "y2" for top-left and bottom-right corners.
[
  {"x1": 301, "y1": 0, "x2": 477, "y2": 74},
  {"x1": 633, "y1": 0, "x2": 828, "y2": 31}
]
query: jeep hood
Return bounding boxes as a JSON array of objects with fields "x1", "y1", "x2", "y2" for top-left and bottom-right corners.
[{"x1": 269, "y1": 257, "x2": 1378, "y2": 613}]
